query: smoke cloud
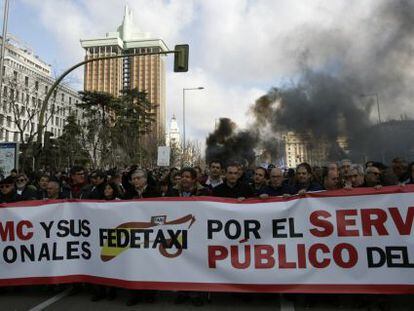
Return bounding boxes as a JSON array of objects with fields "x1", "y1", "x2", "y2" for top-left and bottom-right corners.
[{"x1": 206, "y1": 0, "x2": 414, "y2": 165}]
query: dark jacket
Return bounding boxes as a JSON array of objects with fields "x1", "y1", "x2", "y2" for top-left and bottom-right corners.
[
  {"x1": 70, "y1": 183, "x2": 92, "y2": 199},
  {"x1": 0, "y1": 191, "x2": 18, "y2": 203},
  {"x1": 259, "y1": 182, "x2": 295, "y2": 196},
  {"x1": 213, "y1": 180, "x2": 254, "y2": 198},
  {"x1": 87, "y1": 183, "x2": 106, "y2": 200},
  {"x1": 15, "y1": 186, "x2": 38, "y2": 201},
  {"x1": 291, "y1": 182, "x2": 324, "y2": 194},
  {"x1": 249, "y1": 182, "x2": 268, "y2": 197},
  {"x1": 167, "y1": 183, "x2": 210, "y2": 197}
]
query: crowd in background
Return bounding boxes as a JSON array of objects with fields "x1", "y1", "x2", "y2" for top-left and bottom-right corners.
[{"x1": 0, "y1": 157, "x2": 413, "y2": 204}]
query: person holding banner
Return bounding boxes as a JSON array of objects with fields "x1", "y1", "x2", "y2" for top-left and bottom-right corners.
[
  {"x1": 213, "y1": 163, "x2": 254, "y2": 199},
  {"x1": 259, "y1": 167, "x2": 293, "y2": 198},
  {"x1": 291, "y1": 162, "x2": 324, "y2": 194},
  {"x1": 124, "y1": 169, "x2": 160, "y2": 199},
  {"x1": 167, "y1": 167, "x2": 210, "y2": 197}
]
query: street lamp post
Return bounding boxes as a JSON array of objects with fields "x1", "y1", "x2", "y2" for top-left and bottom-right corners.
[
  {"x1": 32, "y1": 45, "x2": 189, "y2": 169},
  {"x1": 0, "y1": 0, "x2": 10, "y2": 102},
  {"x1": 182, "y1": 87, "x2": 204, "y2": 158}
]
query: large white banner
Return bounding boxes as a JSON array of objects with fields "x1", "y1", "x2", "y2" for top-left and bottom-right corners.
[{"x1": 1, "y1": 185, "x2": 414, "y2": 293}]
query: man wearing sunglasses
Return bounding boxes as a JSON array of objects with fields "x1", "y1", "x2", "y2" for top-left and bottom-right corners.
[
  {"x1": 0, "y1": 176, "x2": 17, "y2": 203},
  {"x1": 364, "y1": 166, "x2": 383, "y2": 188},
  {"x1": 15, "y1": 174, "x2": 37, "y2": 201}
]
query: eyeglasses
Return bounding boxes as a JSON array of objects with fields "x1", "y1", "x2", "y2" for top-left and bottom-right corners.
[{"x1": 16, "y1": 178, "x2": 26, "y2": 182}]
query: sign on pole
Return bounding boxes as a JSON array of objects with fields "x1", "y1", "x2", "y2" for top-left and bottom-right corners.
[
  {"x1": 157, "y1": 146, "x2": 170, "y2": 167},
  {"x1": 0, "y1": 142, "x2": 18, "y2": 176}
]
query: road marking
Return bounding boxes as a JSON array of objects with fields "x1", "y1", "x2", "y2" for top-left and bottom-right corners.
[
  {"x1": 279, "y1": 294, "x2": 295, "y2": 311},
  {"x1": 29, "y1": 288, "x2": 71, "y2": 311}
]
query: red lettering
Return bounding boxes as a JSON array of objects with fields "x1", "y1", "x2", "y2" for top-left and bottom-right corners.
[
  {"x1": 0, "y1": 221, "x2": 14, "y2": 241},
  {"x1": 333, "y1": 243, "x2": 358, "y2": 268},
  {"x1": 208, "y1": 245, "x2": 228, "y2": 268},
  {"x1": 361, "y1": 209, "x2": 388, "y2": 236},
  {"x1": 389, "y1": 207, "x2": 414, "y2": 235},
  {"x1": 278, "y1": 244, "x2": 296, "y2": 269},
  {"x1": 231, "y1": 245, "x2": 251, "y2": 269},
  {"x1": 254, "y1": 245, "x2": 275, "y2": 269},
  {"x1": 308, "y1": 243, "x2": 330, "y2": 268},
  {"x1": 309, "y1": 211, "x2": 333, "y2": 237},
  {"x1": 336, "y1": 209, "x2": 359, "y2": 237},
  {"x1": 297, "y1": 244, "x2": 307, "y2": 268},
  {"x1": 17, "y1": 221, "x2": 33, "y2": 240}
]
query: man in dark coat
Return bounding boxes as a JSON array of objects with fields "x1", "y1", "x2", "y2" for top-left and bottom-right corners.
[
  {"x1": 15, "y1": 174, "x2": 38, "y2": 201},
  {"x1": 124, "y1": 169, "x2": 160, "y2": 199},
  {"x1": 167, "y1": 167, "x2": 210, "y2": 197},
  {"x1": 87, "y1": 170, "x2": 107, "y2": 200},
  {"x1": 213, "y1": 163, "x2": 254, "y2": 199}
]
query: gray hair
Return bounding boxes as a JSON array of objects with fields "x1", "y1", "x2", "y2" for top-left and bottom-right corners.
[
  {"x1": 131, "y1": 169, "x2": 147, "y2": 180},
  {"x1": 350, "y1": 164, "x2": 364, "y2": 175}
]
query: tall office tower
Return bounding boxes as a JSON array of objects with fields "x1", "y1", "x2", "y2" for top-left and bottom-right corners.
[{"x1": 80, "y1": 6, "x2": 168, "y2": 141}]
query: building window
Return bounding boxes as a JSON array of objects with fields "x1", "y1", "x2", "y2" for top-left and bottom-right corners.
[
  {"x1": 6, "y1": 116, "x2": 11, "y2": 127},
  {"x1": 13, "y1": 132, "x2": 18, "y2": 142},
  {"x1": 13, "y1": 70, "x2": 17, "y2": 80},
  {"x1": 35, "y1": 81, "x2": 39, "y2": 91},
  {"x1": 61, "y1": 93, "x2": 64, "y2": 102},
  {"x1": 24, "y1": 76, "x2": 29, "y2": 87}
]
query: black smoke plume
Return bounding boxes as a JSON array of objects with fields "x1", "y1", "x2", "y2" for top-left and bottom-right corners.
[
  {"x1": 205, "y1": 118, "x2": 258, "y2": 166},
  {"x1": 206, "y1": 0, "x2": 414, "y2": 165}
]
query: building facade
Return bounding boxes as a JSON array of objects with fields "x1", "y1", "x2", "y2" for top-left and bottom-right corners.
[
  {"x1": 80, "y1": 6, "x2": 167, "y2": 141},
  {"x1": 283, "y1": 131, "x2": 348, "y2": 168},
  {"x1": 0, "y1": 35, "x2": 83, "y2": 144}
]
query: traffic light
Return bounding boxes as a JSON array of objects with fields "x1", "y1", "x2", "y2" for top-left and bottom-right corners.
[{"x1": 174, "y1": 44, "x2": 189, "y2": 72}]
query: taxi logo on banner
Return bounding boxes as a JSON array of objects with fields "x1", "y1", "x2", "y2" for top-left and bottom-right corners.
[{"x1": 99, "y1": 214, "x2": 196, "y2": 262}]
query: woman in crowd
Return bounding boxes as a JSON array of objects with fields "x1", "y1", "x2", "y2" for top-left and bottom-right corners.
[{"x1": 103, "y1": 182, "x2": 123, "y2": 200}]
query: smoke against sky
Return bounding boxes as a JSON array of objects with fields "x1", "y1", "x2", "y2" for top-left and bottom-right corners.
[
  {"x1": 11, "y1": 0, "x2": 414, "y2": 154},
  {"x1": 206, "y1": 0, "x2": 414, "y2": 164}
]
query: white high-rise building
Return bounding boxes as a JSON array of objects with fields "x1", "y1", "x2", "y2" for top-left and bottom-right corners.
[{"x1": 0, "y1": 35, "x2": 83, "y2": 143}]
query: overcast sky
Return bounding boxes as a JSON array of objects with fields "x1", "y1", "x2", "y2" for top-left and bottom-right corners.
[{"x1": 7, "y1": 0, "x2": 413, "y2": 150}]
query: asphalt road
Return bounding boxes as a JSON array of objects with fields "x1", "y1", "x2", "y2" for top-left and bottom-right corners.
[{"x1": 1, "y1": 286, "x2": 413, "y2": 311}]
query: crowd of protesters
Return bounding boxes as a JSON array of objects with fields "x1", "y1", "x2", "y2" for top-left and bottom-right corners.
[
  {"x1": 0, "y1": 157, "x2": 412, "y2": 306},
  {"x1": 0, "y1": 157, "x2": 413, "y2": 204}
]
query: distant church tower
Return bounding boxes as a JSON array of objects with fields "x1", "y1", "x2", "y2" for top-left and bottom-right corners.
[{"x1": 166, "y1": 115, "x2": 181, "y2": 148}]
